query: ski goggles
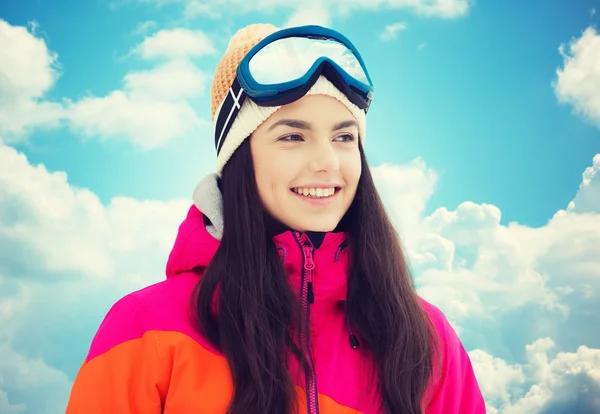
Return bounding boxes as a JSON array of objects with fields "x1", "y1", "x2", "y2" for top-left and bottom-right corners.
[{"x1": 214, "y1": 25, "x2": 375, "y2": 154}]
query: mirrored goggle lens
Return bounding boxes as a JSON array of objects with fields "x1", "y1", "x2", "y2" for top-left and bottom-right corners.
[{"x1": 248, "y1": 36, "x2": 370, "y2": 87}]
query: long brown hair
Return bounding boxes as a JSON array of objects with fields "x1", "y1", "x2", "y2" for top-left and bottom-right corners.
[{"x1": 194, "y1": 137, "x2": 439, "y2": 413}]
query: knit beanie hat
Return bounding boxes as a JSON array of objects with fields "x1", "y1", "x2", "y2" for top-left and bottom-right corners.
[{"x1": 210, "y1": 23, "x2": 367, "y2": 176}]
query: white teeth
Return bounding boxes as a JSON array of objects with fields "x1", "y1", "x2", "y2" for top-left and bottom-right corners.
[{"x1": 293, "y1": 187, "x2": 336, "y2": 198}]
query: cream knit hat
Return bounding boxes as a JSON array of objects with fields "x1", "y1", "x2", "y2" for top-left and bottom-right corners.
[{"x1": 211, "y1": 23, "x2": 367, "y2": 176}]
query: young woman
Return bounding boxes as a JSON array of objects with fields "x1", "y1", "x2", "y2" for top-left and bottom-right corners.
[{"x1": 66, "y1": 23, "x2": 485, "y2": 413}]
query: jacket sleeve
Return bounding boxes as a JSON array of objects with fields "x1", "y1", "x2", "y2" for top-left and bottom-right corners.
[
  {"x1": 424, "y1": 306, "x2": 487, "y2": 413},
  {"x1": 66, "y1": 294, "x2": 168, "y2": 413}
]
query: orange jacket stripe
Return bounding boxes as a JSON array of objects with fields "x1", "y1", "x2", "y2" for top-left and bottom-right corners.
[{"x1": 67, "y1": 328, "x2": 360, "y2": 413}]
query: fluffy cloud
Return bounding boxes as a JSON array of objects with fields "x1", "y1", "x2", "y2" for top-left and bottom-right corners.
[
  {"x1": 0, "y1": 19, "x2": 210, "y2": 149},
  {"x1": 285, "y1": 4, "x2": 332, "y2": 28},
  {"x1": 0, "y1": 20, "x2": 56, "y2": 100},
  {"x1": 68, "y1": 28, "x2": 213, "y2": 148},
  {"x1": 67, "y1": 93, "x2": 203, "y2": 149},
  {"x1": 131, "y1": 20, "x2": 158, "y2": 36},
  {"x1": 554, "y1": 27, "x2": 600, "y2": 129},
  {"x1": 371, "y1": 156, "x2": 600, "y2": 412},
  {"x1": 380, "y1": 0, "x2": 471, "y2": 18},
  {"x1": 133, "y1": 28, "x2": 216, "y2": 60},
  {"x1": 380, "y1": 21, "x2": 407, "y2": 41},
  {"x1": 0, "y1": 140, "x2": 192, "y2": 412},
  {"x1": 373, "y1": 153, "x2": 600, "y2": 356},
  {"x1": 472, "y1": 338, "x2": 600, "y2": 413},
  {"x1": 567, "y1": 153, "x2": 600, "y2": 214},
  {"x1": 386, "y1": 154, "x2": 600, "y2": 341},
  {"x1": 469, "y1": 347, "x2": 526, "y2": 408},
  {"x1": 0, "y1": 19, "x2": 65, "y2": 140},
  {"x1": 369, "y1": 152, "x2": 600, "y2": 325},
  {"x1": 0, "y1": 342, "x2": 72, "y2": 414},
  {"x1": 0, "y1": 143, "x2": 190, "y2": 283},
  {"x1": 371, "y1": 158, "x2": 438, "y2": 240},
  {"x1": 125, "y1": 59, "x2": 209, "y2": 100},
  {"x1": 66, "y1": 59, "x2": 208, "y2": 149}
]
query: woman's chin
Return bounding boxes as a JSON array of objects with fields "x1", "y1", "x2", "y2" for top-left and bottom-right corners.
[
  {"x1": 276, "y1": 210, "x2": 346, "y2": 234},
  {"x1": 291, "y1": 221, "x2": 340, "y2": 233}
]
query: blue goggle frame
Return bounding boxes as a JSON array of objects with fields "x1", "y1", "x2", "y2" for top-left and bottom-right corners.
[{"x1": 237, "y1": 25, "x2": 374, "y2": 107}]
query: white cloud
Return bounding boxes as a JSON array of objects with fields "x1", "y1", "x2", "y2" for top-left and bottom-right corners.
[
  {"x1": 0, "y1": 142, "x2": 190, "y2": 282},
  {"x1": 0, "y1": 342, "x2": 72, "y2": 414},
  {"x1": 182, "y1": 0, "x2": 222, "y2": 19},
  {"x1": 469, "y1": 348, "x2": 526, "y2": 407},
  {"x1": 124, "y1": 60, "x2": 210, "y2": 101},
  {"x1": 591, "y1": 8, "x2": 596, "y2": 17},
  {"x1": 471, "y1": 338, "x2": 600, "y2": 413},
  {"x1": 0, "y1": 140, "x2": 192, "y2": 412},
  {"x1": 124, "y1": 59, "x2": 209, "y2": 100},
  {"x1": 373, "y1": 154, "x2": 600, "y2": 346},
  {"x1": 134, "y1": 28, "x2": 216, "y2": 60},
  {"x1": 372, "y1": 158, "x2": 438, "y2": 240},
  {"x1": 380, "y1": 21, "x2": 407, "y2": 41},
  {"x1": 554, "y1": 27, "x2": 600, "y2": 129},
  {"x1": 0, "y1": 20, "x2": 57, "y2": 100},
  {"x1": 566, "y1": 153, "x2": 600, "y2": 213},
  {"x1": 67, "y1": 31, "x2": 212, "y2": 148},
  {"x1": 66, "y1": 91, "x2": 205, "y2": 149},
  {"x1": 285, "y1": 4, "x2": 332, "y2": 28},
  {"x1": 0, "y1": 19, "x2": 211, "y2": 149},
  {"x1": 0, "y1": 19, "x2": 65, "y2": 140},
  {"x1": 392, "y1": 0, "x2": 471, "y2": 18},
  {"x1": 131, "y1": 20, "x2": 158, "y2": 36},
  {"x1": 66, "y1": 58, "x2": 209, "y2": 149}
]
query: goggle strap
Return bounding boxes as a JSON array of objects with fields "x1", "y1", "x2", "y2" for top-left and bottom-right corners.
[{"x1": 215, "y1": 77, "x2": 247, "y2": 155}]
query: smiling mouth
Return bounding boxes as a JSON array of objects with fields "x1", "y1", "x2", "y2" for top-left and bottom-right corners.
[{"x1": 290, "y1": 187, "x2": 341, "y2": 198}]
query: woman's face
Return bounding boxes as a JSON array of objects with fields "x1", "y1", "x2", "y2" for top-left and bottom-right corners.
[{"x1": 250, "y1": 94, "x2": 362, "y2": 233}]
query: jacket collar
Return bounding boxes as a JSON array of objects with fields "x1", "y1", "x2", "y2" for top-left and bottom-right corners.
[{"x1": 165, "y1": 174, "x2": 351, "y2": 309}]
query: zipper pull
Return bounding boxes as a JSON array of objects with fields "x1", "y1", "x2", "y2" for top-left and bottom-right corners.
[
  {"x1": 303, "y1": 244, "x2": 315, "y2": 304},
  {"x1": 302, "y1": 245, "x2": 315, "y2": 271}
]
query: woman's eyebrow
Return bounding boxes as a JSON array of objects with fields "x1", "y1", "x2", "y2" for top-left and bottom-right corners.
[
  {"x1": 268, "y1": 119, "x2": 358, "y2": 131},
  {"x1": 268, "y1": 119, "x2": 311, "y2": 131},
  {"x1": 332, "y1": 120, "x2": 358, "y2": 131}
]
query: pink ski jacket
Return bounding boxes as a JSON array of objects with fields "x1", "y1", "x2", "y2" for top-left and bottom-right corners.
[{"x1": 66, "y1": 176, "x2": 486, "y2": 413}]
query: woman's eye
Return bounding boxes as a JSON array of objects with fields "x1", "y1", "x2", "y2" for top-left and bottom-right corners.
[
  {"x1": 279, "y1": 134, "x2": 304, "y2": 142},
  {"x1": 336, "y1": 134, "x2": 356, "y2": 142}
]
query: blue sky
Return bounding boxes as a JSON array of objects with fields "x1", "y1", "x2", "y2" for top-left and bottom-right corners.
[{"x1": 1, "y1": 0, "x2": 599, "y2": 413}]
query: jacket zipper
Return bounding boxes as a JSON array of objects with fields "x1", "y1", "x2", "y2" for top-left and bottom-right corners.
[{"x1": 296, "y1": 233, "x2": 319, "y2": 414}]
